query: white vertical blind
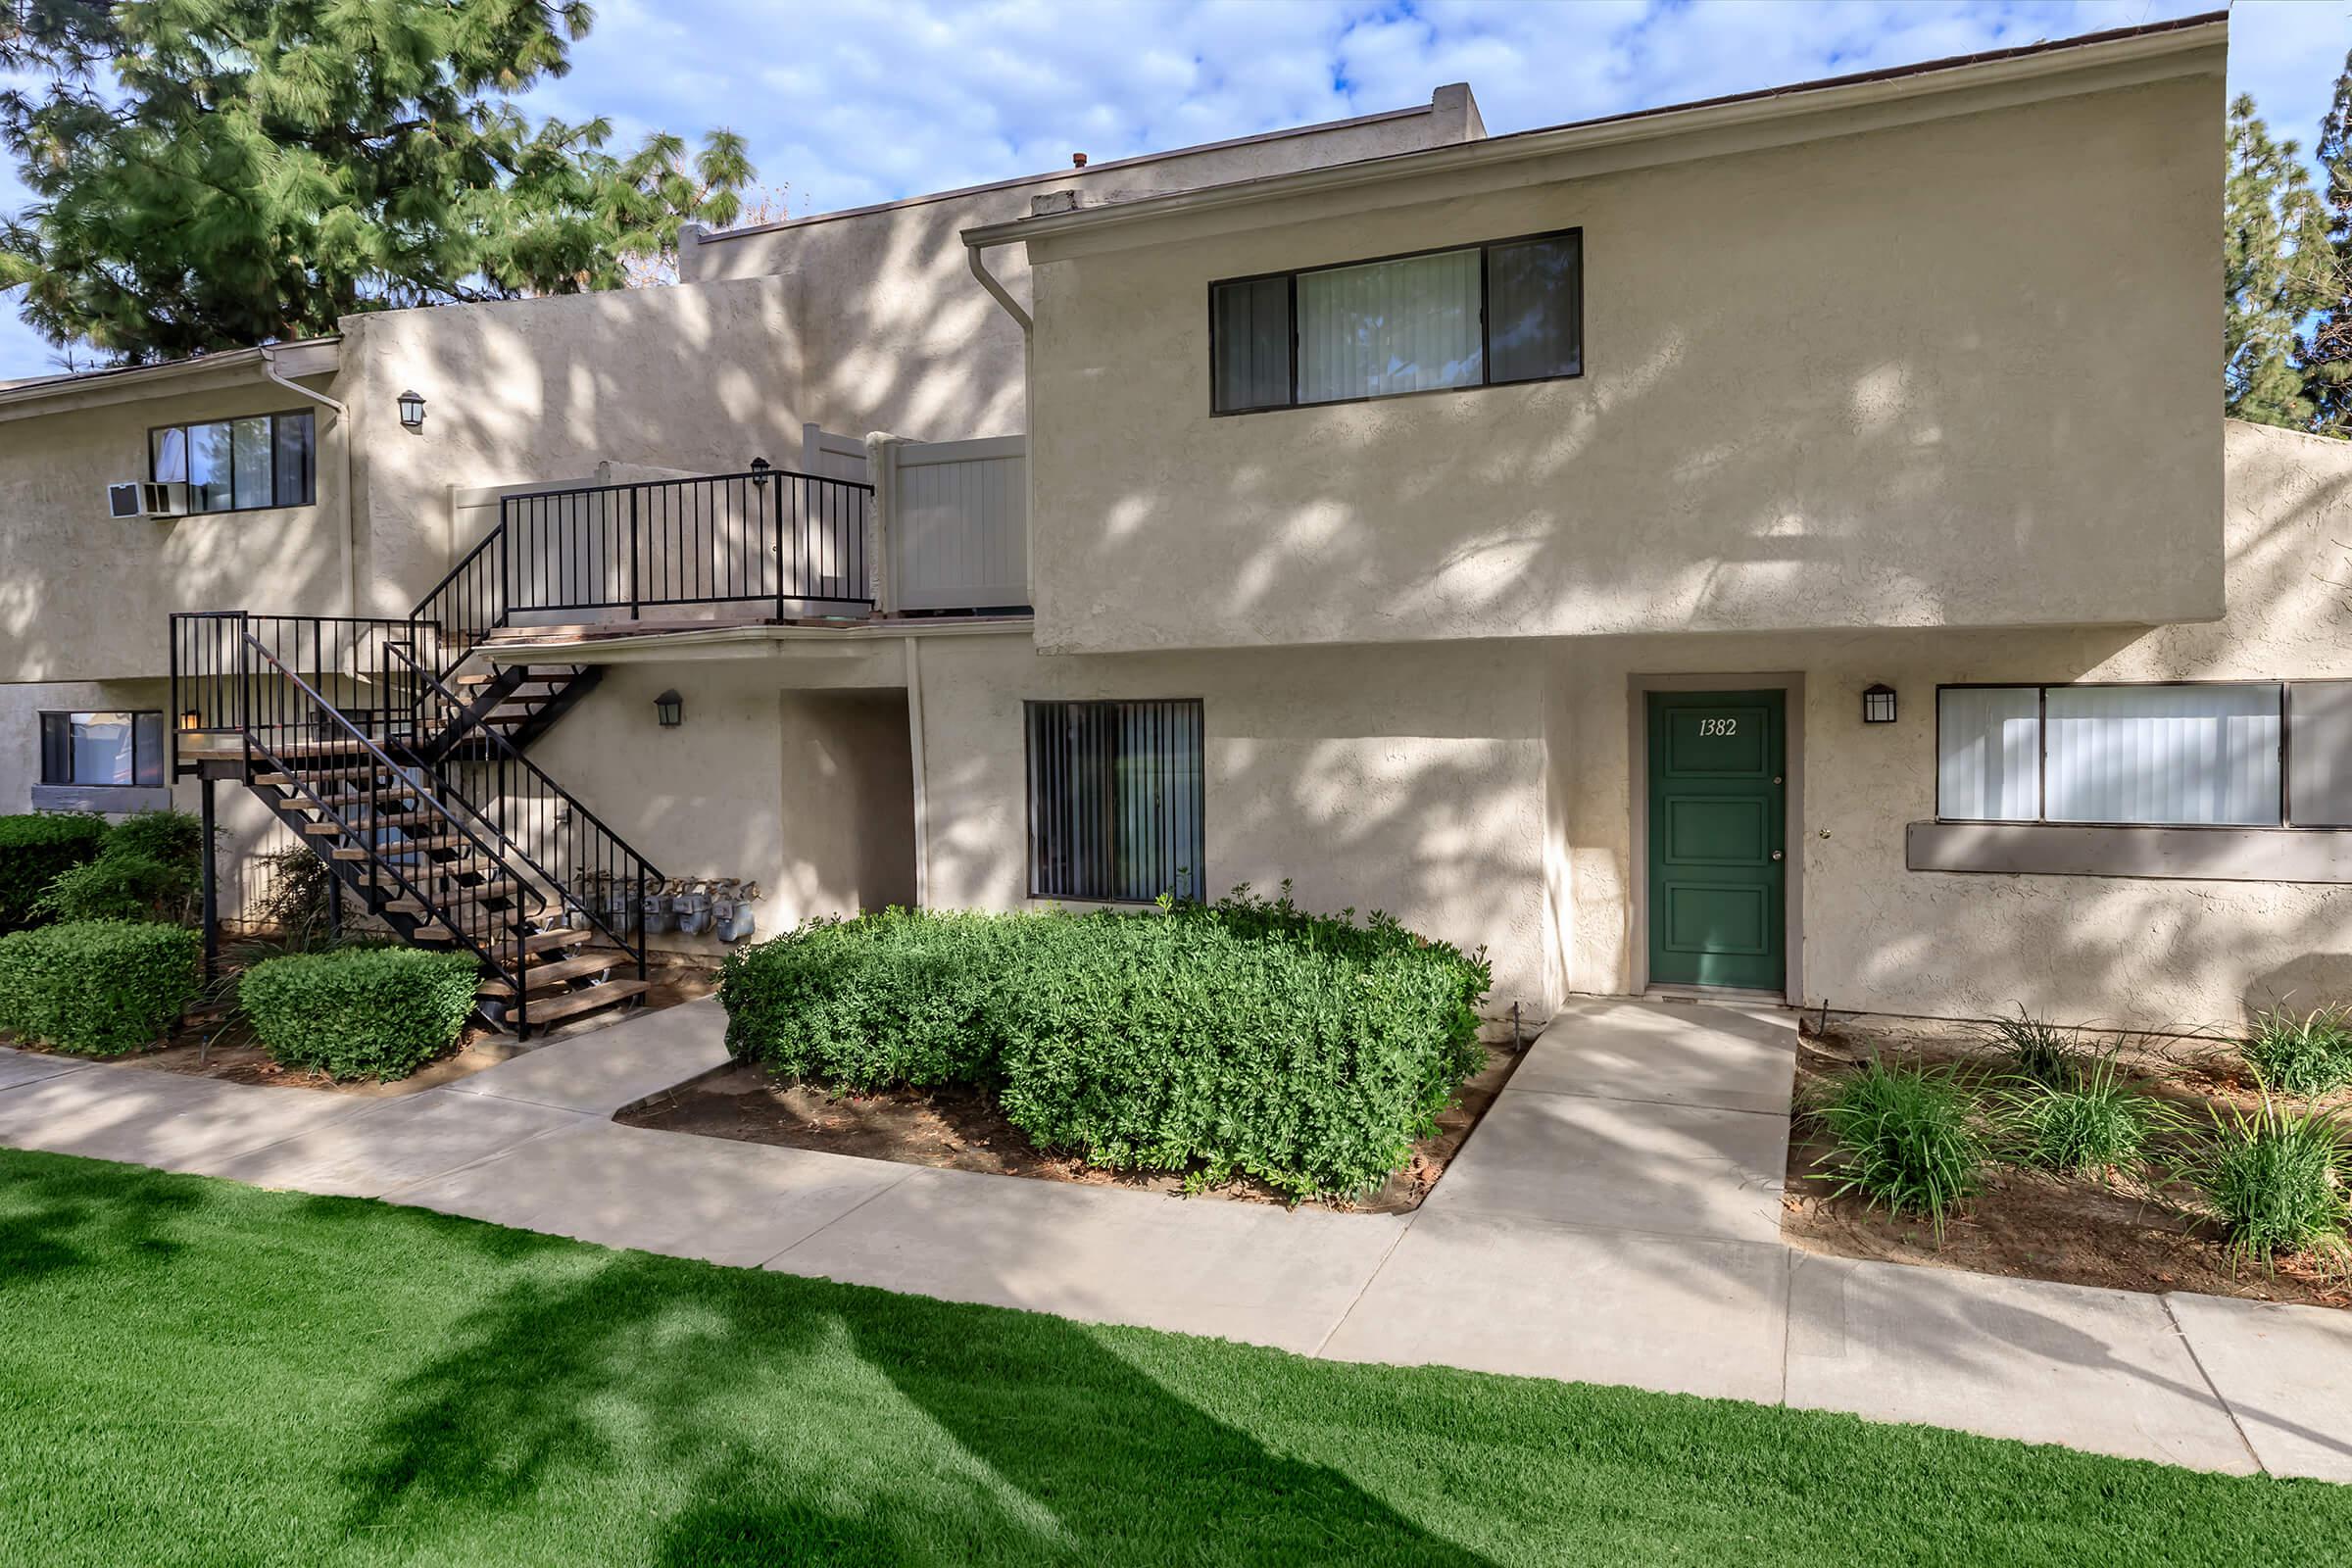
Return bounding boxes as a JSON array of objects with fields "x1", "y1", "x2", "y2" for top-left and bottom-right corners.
[
  {"x1": 1297, "y1": 248, "x2": 1482, "y2": 404},
  {"x1": 1936, "y1": 687, "x2": 2041, "y2": 820},
  {"x1": 2045, "y1": 684, "x2": 2280, "y2": 825}
]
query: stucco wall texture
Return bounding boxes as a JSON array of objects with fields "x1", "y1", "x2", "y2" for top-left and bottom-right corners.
[{"x1": 1019, "y1": 71, "x2": 2224, "y2": 655}]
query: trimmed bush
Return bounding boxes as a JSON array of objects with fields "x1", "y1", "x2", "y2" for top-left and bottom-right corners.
[
  {"x1": 240, "y1": 947, "x2": 480, "y2": 1081},
  {"x1": 0, "y1": 919, "x2": 200, "y2": 1055},
  {"x1": 1812, "y1": 1060, "x2": 1986, "y2": 1234},
  {"x1": 0, "y1": 813, "x2": 109, "y2": 932},
  {"x1": 35, "y1": 808, "x2": 203, "y2": 925},
  {"x1": 2240, "y1": 1004, "x2": 2352, "y2": 1097},
  {"x1": 721, "y1": 891, "x2": 1492, "y2": 1199}
]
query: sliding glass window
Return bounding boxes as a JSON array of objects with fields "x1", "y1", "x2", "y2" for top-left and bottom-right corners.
[{"x1": 1209, "y1": 228, "x2": 1582, "y2": 415}]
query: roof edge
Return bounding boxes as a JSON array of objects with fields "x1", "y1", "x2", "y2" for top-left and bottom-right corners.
[
  {"x1": 963, "y1": 12, "x2": 2227, "y2": 250},
  {"x1": 697, "y1": 94, "x2": 1451, "y2": 246},
  {"x1": 0, "y1": 335, "x2": 342, "y2": 419}
]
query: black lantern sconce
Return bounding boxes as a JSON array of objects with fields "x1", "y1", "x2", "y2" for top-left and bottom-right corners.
[
  {"x1": 1862, "y1": 683, "x2": 1898, "y2": 725},
  {"x1": 397, "y1": 389, "x2": 427, "y2": 430},
  {"x1": 654, "y1": 689, "x2": 684, "y2": 729},
  {"x1": 178, "y1": 709, "x2": 202, "y2": 732}
]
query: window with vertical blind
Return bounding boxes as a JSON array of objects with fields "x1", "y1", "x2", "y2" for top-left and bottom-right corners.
[
  {"x1": 1025, "y1": 700, "x2": 1205, "y2": 903},
  {"x1": 39, "y1": 711, "x2": 165, "y2": 788},
  {"x1": 1935, "y1": 683, "x2": 2352, "y2": 828},
  {"x1": 1208, "y1": 228, "x2": 1582, "y2": 415}
]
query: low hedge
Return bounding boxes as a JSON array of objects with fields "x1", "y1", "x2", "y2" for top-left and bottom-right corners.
[
  {"x1": 0, "y1": 814, "x2": 110, "y2": 932},
  {"x1": 0, "y1": 919, "x2": 200, "y2": 1055},
  {"x1": 239, "y1": 947, "x2": 480, "y2": 1081},
  {"x1": 721, "y1": 891, "x2": 1492, "y2": 1199},
  {"x1": 35, "y1": 808, "x2": 203, "y2": 924}
]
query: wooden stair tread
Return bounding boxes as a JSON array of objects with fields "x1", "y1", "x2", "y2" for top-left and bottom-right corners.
[
  {"x1": 514, "y1": 979, "x2": 653, "y2": 1026},
  {"x1": 475, "y1": 953, "x2": 624, "y2": 999}
]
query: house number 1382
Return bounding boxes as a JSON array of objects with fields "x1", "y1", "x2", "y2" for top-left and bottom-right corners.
[{"x1": 1698, "y1": 718, "x2": 1738, "y2": 736}]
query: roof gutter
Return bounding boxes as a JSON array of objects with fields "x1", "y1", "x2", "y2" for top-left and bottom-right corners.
[
  {"x1": 260, "y1": 343, "x2": 361, "y2": 625},
  {"x1": 960, "y1": 16, "x2": 2225, "y2": 251}
]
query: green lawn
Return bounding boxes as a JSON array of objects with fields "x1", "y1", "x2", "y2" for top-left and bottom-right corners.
[{"x1": 0, "y1": 1148, "x2": 2342, "y2": 1567}]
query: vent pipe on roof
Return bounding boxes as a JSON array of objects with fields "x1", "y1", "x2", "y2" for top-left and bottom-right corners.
[{"x1": 1072, "y1": 152, "x2": 1088, "y2": 169}]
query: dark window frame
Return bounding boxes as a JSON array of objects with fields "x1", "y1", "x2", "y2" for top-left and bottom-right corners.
[
  {"x1": 147, "y1": 408, "x2": 318, "y2": 514},
  {"x1": 1207, "y1": 226, "x2": 1584, "y2": 417},
  {"x1": 1929, "y1": 680, "x2": 2352, "y2": 831},
  {"x1": 1023, "y1": 698, "x2": 1207, "y2": 905},
  {"x1": 38, "y1": 710, "x2": 166, "y2": 789}
]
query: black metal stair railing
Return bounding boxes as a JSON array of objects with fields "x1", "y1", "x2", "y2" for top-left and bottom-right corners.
[
  {"x1": 238, "y1": 632, "x2": 543, "y2": 1020},
  {"x1": 385, "y1": 641, "x2": 657, "y2": 983}
]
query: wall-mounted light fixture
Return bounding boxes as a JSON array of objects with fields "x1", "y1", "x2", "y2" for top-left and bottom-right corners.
[
  {"x1": 397, "y1": 389, "x2": 427, "y2": 430},
  {"x1": 178, "y1": 710, "x2": 201, "y2": 732},
  {"x1": 1862, "y1": 683, "x2": 1898, "y2": 724},
  {"x1": 749, "y1": 456, "x2": 772, "y2": 489},
  {"x1": 654, "y1": 689, "x2": 684, "y2": 728}
]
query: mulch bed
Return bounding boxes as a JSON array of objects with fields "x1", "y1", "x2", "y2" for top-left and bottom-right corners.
[
  {"x1": 618, "y1": 1035, "x2": 1525, "y2": 1212},
  {"x1": 1783, "y1": 1014, "x2": 2352, "y2": 1310}
]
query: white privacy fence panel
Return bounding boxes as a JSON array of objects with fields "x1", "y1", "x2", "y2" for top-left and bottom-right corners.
[{"x1": 886, "y1": 434, "x2": 1028, "y2": 612}]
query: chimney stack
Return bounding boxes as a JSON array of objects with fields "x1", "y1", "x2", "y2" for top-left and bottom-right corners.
[{"x1": 1072, "y1": 152, "x2": 1089, "y2": 169}]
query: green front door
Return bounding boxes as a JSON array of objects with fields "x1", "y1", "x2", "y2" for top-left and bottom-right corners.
[{"x1": 1646, "y1": 689, "x2": 1786, "y2": 992}]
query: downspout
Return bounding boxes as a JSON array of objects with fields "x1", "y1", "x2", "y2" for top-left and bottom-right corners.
[
  {"x1": 260, "y1": 344, "x2": 359, "y2": 624},
  {"x1": 964, "y1": 239, "x2": 1035, "y2": 609}
]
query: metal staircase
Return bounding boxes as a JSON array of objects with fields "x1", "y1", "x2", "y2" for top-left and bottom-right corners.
[
  {"x1": 169, "y1": 464, "x2": 877, "y2": 1038},
  {"x1": 170, "y1": 612, "x2": 656, "y2": 1038}
]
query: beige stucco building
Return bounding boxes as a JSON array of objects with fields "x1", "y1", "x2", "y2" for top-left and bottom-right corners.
[{"x1": 5, "y1": 11, "x2": 2343, "y2": 1036}]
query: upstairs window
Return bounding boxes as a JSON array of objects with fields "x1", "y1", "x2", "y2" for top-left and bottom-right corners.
[
  {"x1": 1025, "y1": 699, "x2": 1204, "y2": 903},
  {"x1": 40, "y1": 710, "x2": 165, "y2": 788},
  {"x1": 1934, "y1": 683, "x2": 2352, "y2": 828},
  {"x1": 150, "y1": 410, "x2": 316, "y2": 514},
  {"x1": 1209, "y1": 228, "x2": 1582, "y2": 415}
]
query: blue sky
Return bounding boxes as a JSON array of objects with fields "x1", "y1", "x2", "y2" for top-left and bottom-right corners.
[{"x1": 0, "y1": 0, "x2": 2343, "y2": 378}]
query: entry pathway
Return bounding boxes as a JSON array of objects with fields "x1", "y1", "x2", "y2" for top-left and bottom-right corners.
[{"x1": 3, "y1": 996, "x2": 2348, "y2": 1483}]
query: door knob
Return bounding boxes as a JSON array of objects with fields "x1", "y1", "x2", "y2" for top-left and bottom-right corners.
[{"x1": 1771, "y1": 851, "x2": 1784, "y2": 861}]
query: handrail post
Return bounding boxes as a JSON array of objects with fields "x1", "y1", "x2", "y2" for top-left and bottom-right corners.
[{"x1": 628, "y1": 487, "x2": 641, "y2": 621}]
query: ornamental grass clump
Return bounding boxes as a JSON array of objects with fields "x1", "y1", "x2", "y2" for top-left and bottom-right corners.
[
  {"x1": 0, "y1": 919, "x2": 200, "y2": 1055},
  {"x1": 2239, "y1": 1004, "x2": 2352, "y2": 1097},
  {"x1": 719, "y1": 888, "x2": 1491, "y2": 1200},
  {"x1": 1812, "y1": 1060, "x2": 1986, "y2": 1234},
  {"x1": 239, "y1": 947, "x2": 479, "y2": 1081},
  {"x1": 1990, "y1": 1058, "x2": 2177, "y2": 1177},
  {"x1": 2186, "y1": 1099, "x2": 2352, "y2": 1271},
  {"x1": 1982, "y1": 1006, "x2": 2087, "y2": 1092}
]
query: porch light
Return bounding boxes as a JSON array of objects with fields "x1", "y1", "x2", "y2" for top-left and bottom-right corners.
[
  {"x1": 749, "y1": 457, "x2": 772, "y2": 488},
  {"x1": 397, "y1": 389, "x2": 426, "y2": 430},
  {"x1": 178, "y1": 709, "x2": 201, "y2": 731},
  {"x1": 1862, "y1": 684, "x2": 1898, "y2": 724},
  {"x1": 654, "y1": 689, "x2": 684, "y2": 728}
]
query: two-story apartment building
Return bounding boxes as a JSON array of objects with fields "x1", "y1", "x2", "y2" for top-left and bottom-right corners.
[{"x1": 4, "y1": 11, "x2": 2344, "y2": 1036}]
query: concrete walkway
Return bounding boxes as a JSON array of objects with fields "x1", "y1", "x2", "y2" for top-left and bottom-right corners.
[{"x1": 4, "y1": 997, "x2": 2349, "y2": 1483}]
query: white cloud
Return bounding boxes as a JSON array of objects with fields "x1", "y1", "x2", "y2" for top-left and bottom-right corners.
[{"x1": 0, "y1": 0, "x2": 2343, "y2": 377}]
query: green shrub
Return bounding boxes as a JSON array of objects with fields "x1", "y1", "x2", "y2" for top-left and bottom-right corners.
[
  {"x1": 105, "y1": 808, "x2": 205, "y2": 878},
  {"x1": 2240, "y1": 1004, "x2": 2352, "y2": 1097},
  {"x1": 1991, "y1": 1059, "x2": 2177, "y2": 1176},
  {"x1": 0, "y1": 813, "x2": 109, "y2": 931},
  {"x1": 1812, "y1": 1061, "x2": 1986, "y2": 1234},
  {"x1": 0, "y1": 919, "x2": 200, "y2": 1055},
  {"x1": 238, "y1": 947, "x2": 480, "y2": 1081},
  {"x1": 2186, "y1": 1100, "x2": 2352, "y2": 1270},
  {"x1": 35, "y1": 853, "x2": 192, "y2": 923},
  {"x1": 1981, "y1": 1006, "x2": 2085, "y2": 1091},
  {"x1": 721, "y1": 890, "x2": 1492, "y2": 1200}
]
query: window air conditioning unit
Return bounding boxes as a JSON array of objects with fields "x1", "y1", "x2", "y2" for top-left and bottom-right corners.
[{"x1": 105, "y1": 480, "x2": 189, "y2": 519}]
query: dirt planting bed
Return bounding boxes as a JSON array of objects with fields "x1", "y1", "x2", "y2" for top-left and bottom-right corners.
[
  {"x1": 620, "y1": 1033, "x2": 1525, "y2": 1212},
  {"x1": 1783, "y1": 1014, "x2": 2352, "y2": 1310}
]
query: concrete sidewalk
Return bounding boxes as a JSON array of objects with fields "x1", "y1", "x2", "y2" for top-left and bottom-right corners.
[{"x1": 3, "y1": 995, "x2": 2348, "y2": 1482}]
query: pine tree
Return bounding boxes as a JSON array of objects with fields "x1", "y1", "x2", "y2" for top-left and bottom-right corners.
[
  {"x1": 0, "y1": 0, "x2": 752, "y2": 364},
  {"x1": 2306, "y1": 49, "x2": 2352, "y2": 436},
  {"x1": 2226, "y1": 94, "x2": 2330, "y2": 430}
]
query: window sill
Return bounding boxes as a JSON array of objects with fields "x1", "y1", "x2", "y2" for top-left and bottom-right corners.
[
  {"x1": 1906, "y1": 820, "x2": 2352, "y2": 884},
  {"x1": 29, "y1": 783, "x2": 170, "y2": 815}
]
